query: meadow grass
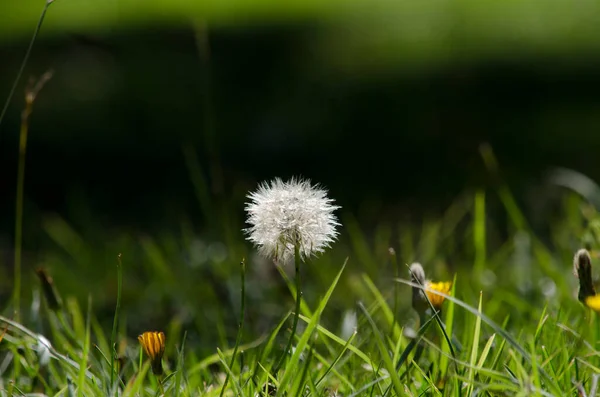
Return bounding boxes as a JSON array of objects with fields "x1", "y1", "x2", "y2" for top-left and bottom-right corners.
[
  {"x1": 2, "y1": 160, "x2": 600, "y2": 396},
  {"x1": 2, "y1": 7, "x2": 600, "y2": 395}
]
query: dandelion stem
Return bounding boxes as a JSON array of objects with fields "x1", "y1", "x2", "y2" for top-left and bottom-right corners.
[
  {"x1": 109, "y1": 254, "x2": 123, "y2": 395},
  {"x1": 275, "y1": 242, "x2": 302, "y2": 373},
  {"x1": 220, "y1": 259, "x2": 246, "y2": 396}
]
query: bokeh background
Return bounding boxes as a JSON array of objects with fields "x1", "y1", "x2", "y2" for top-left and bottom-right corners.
[{"x1": 2, "y1": 0, "x2": 600, "y2": 356}]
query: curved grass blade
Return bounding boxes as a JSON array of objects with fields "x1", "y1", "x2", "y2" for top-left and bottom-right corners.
[
  {"x1": 315, "y1": 330, "x2": 357, "y2": 388},
  {"x1": 217, "y1": 347, "x2": 243, "y2": 396},
  {"x1": 188, "y1": 334, "x2": 268, "y2": 375},
  {"x1": 395, "y1": 277, "x2": 562, "y2": 396},
  {"x1": 466, "y1": 292, "x2": 483, "y2": 396},
  {"x1": 297, "y1": 314, "x2": 371, "y2": 365},
  {"x1": 358, "y1": 301, "x2": 404, "y2": 397},
  {"x1": 220, "y1": 259, "x2": 246, "y2": 397},
  {"x1": 0, "y1": 0, "x2": 55, "y2": 131},
  {"x1": 276, "y1": 259, "x2": 347, "y2": 396}
]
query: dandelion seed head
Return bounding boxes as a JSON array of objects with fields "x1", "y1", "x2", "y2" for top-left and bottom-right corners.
[{"x1": 244, "y1": 177, "x2": 340, "y2": 263}]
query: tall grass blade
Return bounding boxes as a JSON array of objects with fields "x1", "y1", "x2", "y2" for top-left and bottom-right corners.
[
  {"x1": 217, "y1": 347, "x2": 243, "y2": 396},
  {"x1": 276, "y1": 259, "x2": 347, "y2": 396},
  {"x1": 0, "y1": 0, "x2": 54, "y2": 131},
  {"x1": 466, "y1": 292, "x2": 483, "y2": 395},
  {"x1": 109, "y1": 254, "x2": 123, "y2": 395},
  {"x1": 77, "y1": 296, "x2": 92, "y2": 397},
  {"x1": 358, "y1": 301, "x2": 403, "y2": 396},
  {"x1": 395, "y1": 277, "x2": 562, "y2": 395},
  {"x1": 439, "y1": 274, "x2": 457, "y2": 381},
  {"x1": 220, "y1": 259, "x2": 246, "y2": 396}
]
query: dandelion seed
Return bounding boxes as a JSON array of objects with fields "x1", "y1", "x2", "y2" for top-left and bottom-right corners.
[
  {"x1": 138, "y1": 331, "x2": 166, "y2": 375},
  {"x1": 244, "y1": 177, "x2": 340, "y2": 263}
]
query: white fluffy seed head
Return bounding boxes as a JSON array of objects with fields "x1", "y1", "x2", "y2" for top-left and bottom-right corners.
[{"x1": 244, "y1": 177, "x2": 341, "y2": 263}]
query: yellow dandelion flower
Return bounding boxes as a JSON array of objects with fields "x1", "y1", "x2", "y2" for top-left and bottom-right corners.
[
  {"x1": 585, "y1": 295, "x2": 600, "y2": 312},
  {"x1": 138, "y1": 331, "x2": 165, "y2": 375},
  {"x1": 425, "y1": 281, "x2": 452, "y2": 309}
]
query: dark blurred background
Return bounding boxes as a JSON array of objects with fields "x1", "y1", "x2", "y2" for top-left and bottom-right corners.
[
  {"x1": 2, "y1": 0, "x2": 600, "y2": 350},
  {"x1": 2, "y1": 1, "x2": 600, "y2": 230}
]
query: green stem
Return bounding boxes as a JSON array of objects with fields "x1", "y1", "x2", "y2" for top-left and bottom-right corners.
[
  {"x1": 13, "y1": 102, "x2": 29, "y2": 323},
  {"x1": 109, "y1": 254, "x2": 123, "y2": 395},
  {"x1": 0, "y1": 0, "x2": 54, "y2": 132},
  {"x1": 390, "y1": 248, "x2": 399, "y2": 337},
  {"x1": 274, "y1": 243, "x2": 302, "y2": 373},
  {"x1": 220, "y1": 259, "x2": 246, "y2": 396},
  {"x1": 13, "y1": 71, "x2": 52, "y2": 323},
  {"x1": 157, "y1": 375, "x2": 165, "y2": 395}
]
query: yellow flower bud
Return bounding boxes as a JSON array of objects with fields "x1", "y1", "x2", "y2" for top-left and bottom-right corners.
[{"x1": 138, "y1": 331, "x2": 166, "y2": 375}]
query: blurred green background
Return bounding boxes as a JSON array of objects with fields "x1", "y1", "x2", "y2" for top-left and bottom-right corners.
[{"x1": 2, "y1": 0, "x2": 600, "y2": 356}]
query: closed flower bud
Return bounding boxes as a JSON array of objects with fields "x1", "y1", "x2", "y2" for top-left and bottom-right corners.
[{"x1": 138, "y1": 331, "x2": 166, "y2": 375}]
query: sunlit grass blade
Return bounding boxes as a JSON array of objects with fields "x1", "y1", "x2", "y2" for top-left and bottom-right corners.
[
  {"x1": 77, "y1": 297, "x2": 93, "y2": 397},
  {"x1": 217, "y1": 347, "x2": 243, "y2": 396},
  {"x1": 315, "y1": 330, "x2": 357, "y2": 388},
  {"x1": 395, "y1": 314, "x2": 436, "y2": 372},
  {"x1": 123, "y1": 362, "x2": 150, "y2": 396},
  {"x1": 411, "y1": 358, "x2": 441, "y2": 396},
  {"x1": 174, "y1": 331, "x2": 187, "y2": 397},
  {"x1": 297, "y1": 314, "x2": 371, "y2": 365},
  {"x1": 394, "y1": 277, "x2": 562, "y2": 395},
  {"x1": 477, "y1": 333, "x2": 496, "y2": 371},
  {"x1": 466, "y1": 291, "x2": 483, "y2": 395},
  {"x1": 358, "y1": 301, "x2": 403, "y2": 396},
  {"x1": 306, "y1": 341, "x2": 355, "y2": 392},
  {"x1": 220, "y1": 259, "x2": 246, "y2": 397},
  {"x1": 289, "y1": 343, "x2": 314, "y2": 396},
  {"x1": 361, "y1": 274, "x2": 402, "y2": 341},
  {"x1": 109, "y1": 254, "x2": 123, "y2": 395},
  {"x1": 276, "y1": 259, "x2": 347, "y2": 396},
  {"x1": 188, "y1": 334, "x2": 268, "y2": 375},
  {"x1": 439, "y1": 274, "x2": 457, "y2": 381}
]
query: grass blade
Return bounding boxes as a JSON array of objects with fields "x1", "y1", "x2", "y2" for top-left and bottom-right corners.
[
  {"x1": 276, "y1": 258, "x2": 347, "y2": 396},
  {"x1": 466, "y1": 292, "x2": 483, "y2": 395},
  {"x1": 395, "y1": 277, "x2": 562, "y2": 396},
  {"x1": 358, "y1": 301, "x2": 403, "y2": 397}
]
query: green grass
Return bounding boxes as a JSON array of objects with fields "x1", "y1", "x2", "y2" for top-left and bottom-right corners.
[
  {"x1": 2, "y1": 31, "x2": 600, "y2": 392},
  {"x1": 3, "y1": 174, "x2": 600, "y2": 396}
]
